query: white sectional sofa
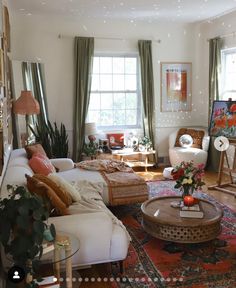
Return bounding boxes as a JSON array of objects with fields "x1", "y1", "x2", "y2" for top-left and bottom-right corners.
[{"x1": 1, "y1": 148, "x2": 130, "y2": 269}]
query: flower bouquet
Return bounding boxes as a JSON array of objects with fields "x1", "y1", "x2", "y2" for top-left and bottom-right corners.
[{"x1": 171, "y1": 161, "x2": 205, "y2": 198}]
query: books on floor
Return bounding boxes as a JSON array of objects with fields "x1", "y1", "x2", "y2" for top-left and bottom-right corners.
[{"x1": 180, "y1": 203, "x2": 204, "y2": 219}]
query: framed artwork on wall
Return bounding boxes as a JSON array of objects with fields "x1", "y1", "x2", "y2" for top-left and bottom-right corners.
[{"x1": 161, "y1": 62, "x2": 192, "y2": 112}]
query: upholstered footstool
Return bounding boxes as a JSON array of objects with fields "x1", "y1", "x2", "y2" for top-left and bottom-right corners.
[{"x1": 163, "y1": 167, "x2": 173, "y2": 179}]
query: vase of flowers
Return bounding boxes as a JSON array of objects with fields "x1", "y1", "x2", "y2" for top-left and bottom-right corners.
[{"x1": 171, "y1": 161, "x2": 205, "y2": 199}]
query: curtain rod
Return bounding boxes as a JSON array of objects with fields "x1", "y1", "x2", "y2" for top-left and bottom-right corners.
[
  {"x1": 58, "y1": 34, "x2": 161, "y2": 43},
  {"x1": 207, "y1": 31, "x2": 236, "y2": 42}
]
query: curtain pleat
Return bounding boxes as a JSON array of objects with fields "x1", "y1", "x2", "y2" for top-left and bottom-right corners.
[
  {"x1": 138, "y1": 40, "x2": 155, "y2": 148},
  {"x1": 73, "y1": 37, "x2": 94, "y2": 161},
  {"x1": 207, "y1": 37, "x2": 222, "y2": 172}
]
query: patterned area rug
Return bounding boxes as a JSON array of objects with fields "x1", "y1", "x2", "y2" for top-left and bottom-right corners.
[{"x1": 110, "y1": 180, "x2": 236, "y2": 288}]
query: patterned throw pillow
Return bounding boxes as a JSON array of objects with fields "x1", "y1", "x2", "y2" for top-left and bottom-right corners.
[
  {"x1": 175, "y1": 128, "x2": 205, "y2": 149},
  {"x1": 33, "y1": 174, "x2": 73, "y2": 207},
  {"x1": 25, "y1": 174, "x2": 69, "y2": 216}
]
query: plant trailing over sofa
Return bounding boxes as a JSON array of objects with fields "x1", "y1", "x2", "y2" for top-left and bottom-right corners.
[
  {"x1": 29, "y1": 120, "x2": 69, "y2": 159},
  {"x1": 0, "y1": 185, "x2": 56, "y2": 287}
]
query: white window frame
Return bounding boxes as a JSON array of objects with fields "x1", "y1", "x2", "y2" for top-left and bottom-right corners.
[
  {"x1": 88, "y1": 53, "x2": 142, "y2": 130},
  {"x1": 221, "y1": 47, "x2": 236, "y2": 100}
]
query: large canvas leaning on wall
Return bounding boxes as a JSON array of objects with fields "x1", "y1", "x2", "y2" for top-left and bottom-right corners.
[
  {"x1": 161, "y1": 62, "x2": 192, "y2": 112},
  {"x1": 209, "y1": 100, "x2": 236, "y2": 138}
]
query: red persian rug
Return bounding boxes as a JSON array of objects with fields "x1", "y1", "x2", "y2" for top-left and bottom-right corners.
[{"x1": 110, "y1": 180, "x2": 236, "y2": 288}]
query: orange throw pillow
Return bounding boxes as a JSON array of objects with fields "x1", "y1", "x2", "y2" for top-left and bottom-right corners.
[
  {"x1": 26, "y1": 174, "x2": 69, "y2": 216},
  {"x1": 25, "y1": 143, "x2": 47, "y2": 159},
  {"x1": 33, "y1": 174, "x2": 73, "y2": 207},
  {"x1": 175, "y1": 128, "x2": 205, "y2": 149},
  {"x1": 29, "y1": 154, "x2": 56, "y2": 176}
]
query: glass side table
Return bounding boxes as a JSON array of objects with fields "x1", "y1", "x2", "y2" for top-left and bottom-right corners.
[{"x1": 41, "y1": 231, "x2": 80, "y2": 288}]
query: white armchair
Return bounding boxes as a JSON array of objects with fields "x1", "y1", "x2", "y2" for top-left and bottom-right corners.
[{"x1": 169, "y1": 127, "x2": 210, "y2": 167}]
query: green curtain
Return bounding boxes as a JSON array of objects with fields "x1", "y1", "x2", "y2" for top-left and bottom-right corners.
[
  {"x1": 138, "y1": 40, "x2": 155, "y2": 148},
  {"x1": 207, "y1": 37, "x2": 222, "y2": 171},
  {"x1": 73, "y1": 37, "x2": 94, "y2": 161},
  {"x1": 22, "y1": 62, "x2": 49, "y2": 129}
]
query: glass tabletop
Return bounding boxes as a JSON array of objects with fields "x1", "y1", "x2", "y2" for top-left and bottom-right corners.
[{"x1": 40, "y1": 231, "x2": 80, "y2": 265}]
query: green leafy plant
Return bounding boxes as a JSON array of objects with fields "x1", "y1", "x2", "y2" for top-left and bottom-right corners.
[
  {"x1": 0, "y1": 186, "x2": 56, "y2": 287},
  {"x1": 29, "y1": 120, "x2": 69, "y2": 159},
  {"x1": 83, "y1": 142, "x2": 98, "y2": 158},
  {"x1": 139, "y1": 136, "x2": 152, "y2": 150}
]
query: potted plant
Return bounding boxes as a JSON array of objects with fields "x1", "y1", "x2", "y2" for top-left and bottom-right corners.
[{"x1": 0, "y1": 185, "x2": 56, "y2": 287}]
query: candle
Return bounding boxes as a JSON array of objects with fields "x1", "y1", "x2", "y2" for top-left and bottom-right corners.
[{"x1": 183, "y1": 195, "x2": 195, "y2": 207}]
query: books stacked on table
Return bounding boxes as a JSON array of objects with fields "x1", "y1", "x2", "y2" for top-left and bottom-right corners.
[
  {"x1": 36, "y1": 275, "x2": 60, "y2": 287},
  {"x1": 180, "y1": 203, "x2": 204, "y2": 219}
]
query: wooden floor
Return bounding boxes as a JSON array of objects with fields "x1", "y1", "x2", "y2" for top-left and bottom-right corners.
[{"x1": 61, "y1": 167, "x2": 236, "y2": 287}]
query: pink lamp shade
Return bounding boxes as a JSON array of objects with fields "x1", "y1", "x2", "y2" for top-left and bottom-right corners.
[{"x1": 13, "y1": 91, "x2": 40, "y2": 115}]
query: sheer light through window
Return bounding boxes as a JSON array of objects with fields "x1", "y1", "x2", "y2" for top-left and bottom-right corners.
[
  {"x1": 221, "y1": 48, "x2": 236, "y2": 100},
  {"x1": 87, "y1": 55, "x2": 141, "y2": 129}
]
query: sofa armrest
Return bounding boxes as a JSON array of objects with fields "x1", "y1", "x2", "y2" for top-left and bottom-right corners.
[
  {"x1": 202, "y1": 135, "x2": 210, "y2": 152},
  {"x1": 50, "y1": 158, "x2": 75, "y2": 172}
]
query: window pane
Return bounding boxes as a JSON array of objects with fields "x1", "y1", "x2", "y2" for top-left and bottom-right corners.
[
  {"x1": 89, "y1": 93, "x2": 100, "y2": 110},
  {"x1": 113, "y1": 57, "x2": 124, "y2": 74},
  {"x1": 113, "y1": 75, "x2": 124, "y2": 91},
  {"x1": 100, "y1": 75, "x2": 112, "y2": 90},
  {"x1": 100, "y1": 57, "x2": 112, "y2": 74},
  {"x1": 114, "y1": 93, "x2": 125, "y2": 109},
  {"x1": 88, "y1": 110, "x2": 100, "y2": 124},
  {"x1": 91, "y1": 75, "x2": 99, "y2": 91},
  {"x1": 93, "y1": 57, "x2": 99, "y2": 74},
  {"x1": 125, "y1": 58, "x2": 136, "y2": 74},
  {"x1": 101, "y1": 93, "x2": 113, "y2": 109},
  {"x1": 101, "y1": 110, "x2": 113, "y2": 126},
  {"x1": 125, "y1": 75, "x2": 137, "y2": 90},
  {"x1": 126, "y1": 110, "x2": 137, "y2": 125},
  {"x1": 114, "y1": 110, "x2": 125, "y2": 126},
  {"x1": 126, "y1": 93, "x2": 137, "y2": 109}
]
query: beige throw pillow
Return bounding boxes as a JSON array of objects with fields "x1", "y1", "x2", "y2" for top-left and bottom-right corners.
[{"x1": 48, "y1": 173, "x2": 81, "y2": 202}]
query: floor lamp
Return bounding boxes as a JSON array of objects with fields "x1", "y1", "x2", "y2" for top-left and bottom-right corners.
[{"x1": 13, "y1": 90, "x2": 40, "y2": 146}]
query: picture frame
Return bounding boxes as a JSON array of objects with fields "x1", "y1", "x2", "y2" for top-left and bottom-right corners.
[
  {"x1": 161, "y1": 62, "x2": 192, "y2": 112},
  {"x1": 209, "y1": 100, "x2": 236, "y2": 138}
]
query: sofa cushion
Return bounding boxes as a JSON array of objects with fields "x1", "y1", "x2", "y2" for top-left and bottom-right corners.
[
  {"x1": 33, "y1": 174, "x2": 73, "y2": 207},
  {"x1": 25, "y1": 143, "x2": 47, "y2": 159},
  {"x1": 29, "y1": 154, "x2": 56, "y2": 176},
  {"x1": 48, "y1": 173, "x2": 81, "y2": 202},
  {"x1": 26, "y1": 174, "x2": 69, "y2": 216},
  {"x1": 175, "y1": 128, "x2": 205, "y2": 149}
]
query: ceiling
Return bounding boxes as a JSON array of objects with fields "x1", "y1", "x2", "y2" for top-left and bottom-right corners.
[{"x1": 8, "y1": 0, "x2": 236, "y2": 23}]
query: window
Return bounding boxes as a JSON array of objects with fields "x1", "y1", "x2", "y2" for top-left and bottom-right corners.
[
  {"x1": 87, "y1": 55, "x2": 141, "y2": 129},
  {"x1": 221, "y1": 48, "x2": 236, "y2": 100}
]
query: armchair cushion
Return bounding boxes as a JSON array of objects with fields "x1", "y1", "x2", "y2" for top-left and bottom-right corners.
[{"x1": 175, "y1": 128, "x2": 205, "y2": 149}]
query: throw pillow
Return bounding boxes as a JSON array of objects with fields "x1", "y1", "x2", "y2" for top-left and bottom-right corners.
[
  {"x1": 29, "y1": 154, "x2": 56, "y2": 176},
  {"x1": 33, "y1": 174, "x2": 73, "y2": 207},
  {"x1": 48, "y1": 173, "x2": 81, "y2": 202},
  {"x1": 175, "y1": 128, "x2": 205, "y2": 149},
  {"x1": 25, "y1": 174, "x2": 69, "y2": 216},
  {"x1": 25, "y1": 143, "x2": 47, "y2": 159}
]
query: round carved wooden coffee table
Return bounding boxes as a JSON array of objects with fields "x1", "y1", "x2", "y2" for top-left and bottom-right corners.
[{"x1": 141, "y1": 196, "x2": 223, "y2": 243}]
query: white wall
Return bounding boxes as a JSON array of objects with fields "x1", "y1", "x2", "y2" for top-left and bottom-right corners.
[{"x1": 10, "y1": 13, "x2": 207, "y2": 158}]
